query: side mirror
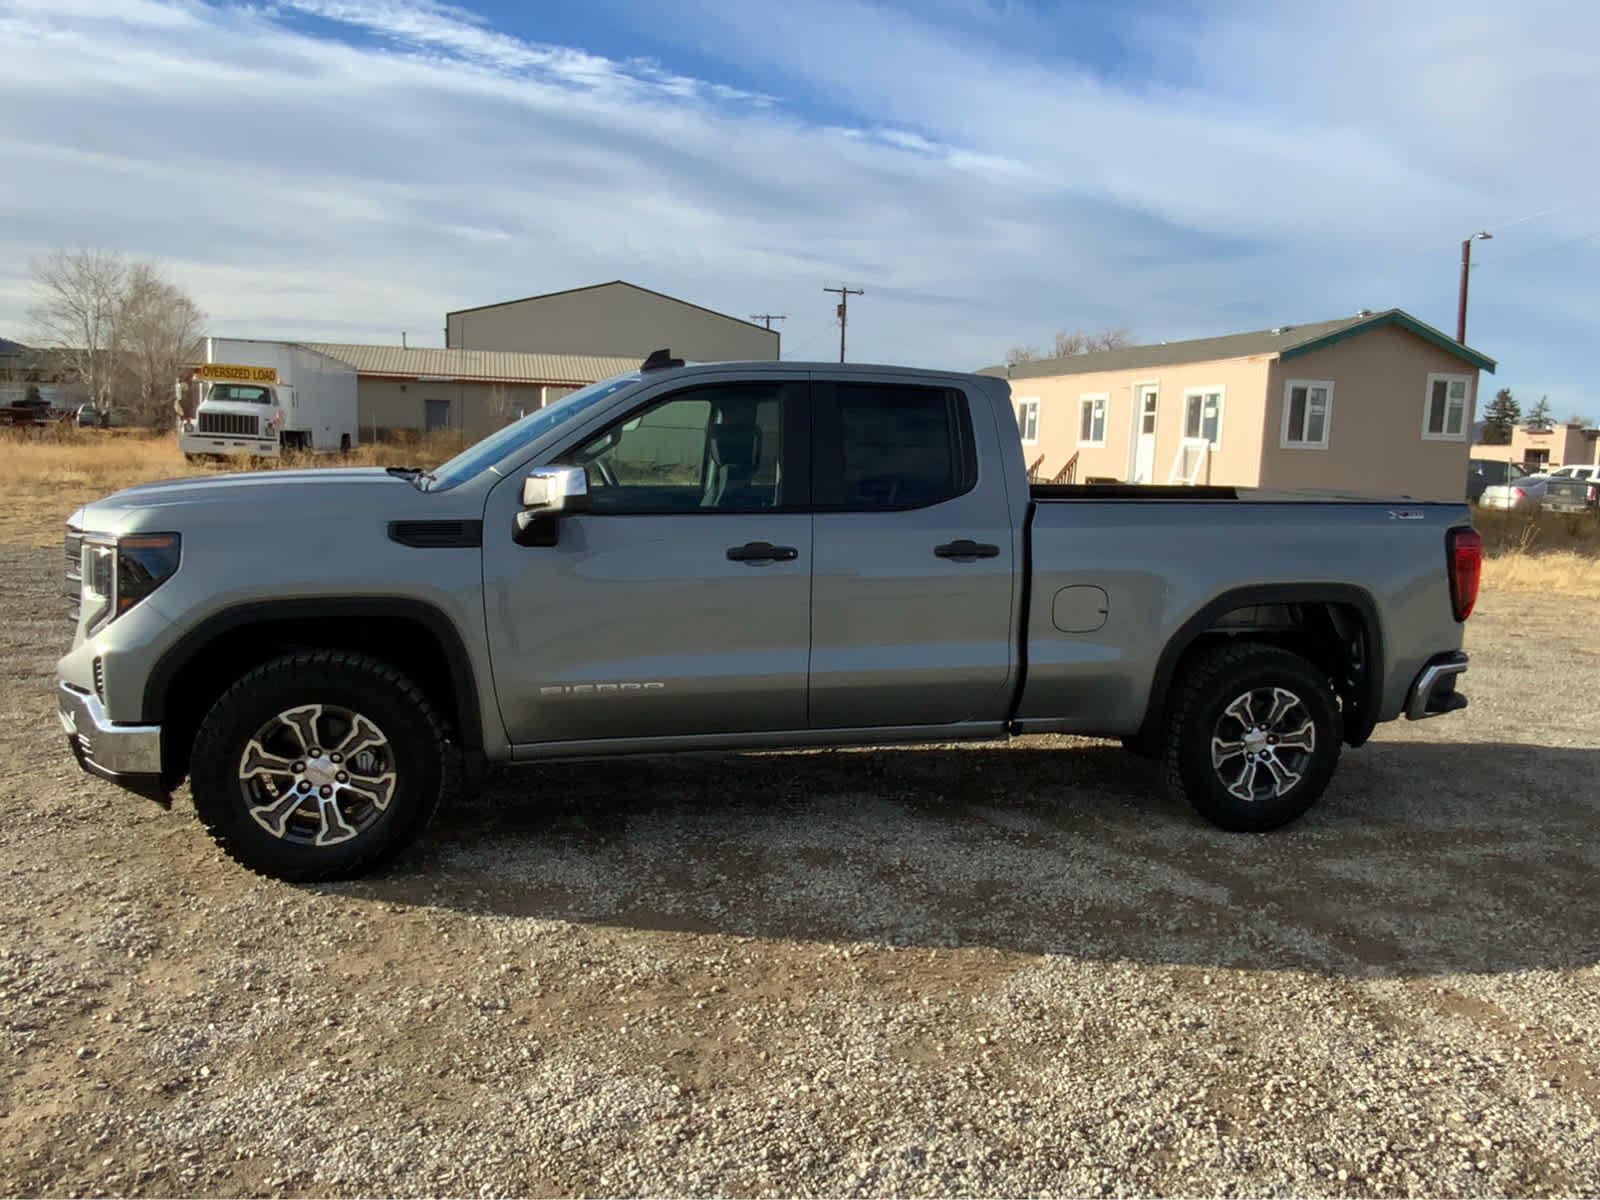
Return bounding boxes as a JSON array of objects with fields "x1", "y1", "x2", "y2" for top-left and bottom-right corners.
[
  {"x1": 514, "y1": 466, "x2": 589, "y2": 547},
  {"x1": 520, "y1": 465, "x2": 589, "y2": 513}
]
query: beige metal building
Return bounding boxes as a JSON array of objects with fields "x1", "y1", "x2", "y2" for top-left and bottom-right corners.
[
  {"x1": 981, "y1": 309, "x2": 1496, "y2": 502},
  {"x1": 306, "y1": 343, "x2": 638, "y2": 444},
  {"x1": 445, "y1": 280, "x2": 780, "y2": 362}
]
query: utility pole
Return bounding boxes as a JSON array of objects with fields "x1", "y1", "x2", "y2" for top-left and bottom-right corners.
[
  {"x1": 1457, "y1": 230, "x2": 1492, "y2": 344},
  {"x1": 749, "y1": 313, "x2": 786, "y2": 330},
  {"x1": 823, "y1": 285, "x2": 863, "y2": 362}
]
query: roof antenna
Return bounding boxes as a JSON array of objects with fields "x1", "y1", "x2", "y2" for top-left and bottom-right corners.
[{"x1": 640, "y1": 348, "x2": 684, "y2": 372}]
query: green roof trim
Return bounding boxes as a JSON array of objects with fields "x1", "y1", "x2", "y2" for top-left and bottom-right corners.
[{"x1": 1279, "y1": 309, "x2": 1496, "y2": 373}]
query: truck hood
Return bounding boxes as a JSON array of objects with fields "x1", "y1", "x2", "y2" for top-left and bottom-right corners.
[{"x1": 69, "y1": 469, "x2": 435, "y2": 534}]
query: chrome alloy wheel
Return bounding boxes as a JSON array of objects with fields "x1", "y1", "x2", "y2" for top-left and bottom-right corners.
[
  {"x1": 1209, "y1": 686, "x2": 1317, "y2": 804},
  {"x1": 237, "y1": 703, "x2": 398, "y2": 846}
]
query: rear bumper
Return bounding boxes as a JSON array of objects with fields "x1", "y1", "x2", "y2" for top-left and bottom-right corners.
[
  {"x1": 1404, "y1": 651, "x2": 1469, "y2": 720},
  {"x1": 57, "y1": 681, "x2": 170, "y2": 805}
]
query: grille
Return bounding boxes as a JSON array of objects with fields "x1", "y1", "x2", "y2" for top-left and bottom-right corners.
[
  {"x1": 198, "y1": 411, "x2": 260, "y2": 437},
  {"x1": 65, "y1": 527, "x2": 83, "y2": 622}
]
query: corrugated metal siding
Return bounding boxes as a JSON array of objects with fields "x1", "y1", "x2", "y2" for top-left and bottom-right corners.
[{"x1": 304, "y1": 343, "x2": 638, "y2": 386}]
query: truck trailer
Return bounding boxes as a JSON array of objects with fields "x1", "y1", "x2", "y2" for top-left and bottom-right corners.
[{"x1": 177, "y1": 338, "x2": 358, "y2": 459}]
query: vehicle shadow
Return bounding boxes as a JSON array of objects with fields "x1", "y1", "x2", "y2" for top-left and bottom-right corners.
[{"x1": 345, "y1": 739, "x2": 1600, "y2": 980}]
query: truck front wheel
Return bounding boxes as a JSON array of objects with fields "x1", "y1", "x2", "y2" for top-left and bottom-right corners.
[
  {"x1": 188, "y1": 651, "x2": 444, "y2": 880},
  {"x1": 1162, "y1": 643, "x2": 1342, "y2": 832}
]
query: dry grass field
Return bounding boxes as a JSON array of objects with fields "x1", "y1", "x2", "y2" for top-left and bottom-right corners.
[
  {"x1": 2, "y1": 431, "x2": 1598, "y2": 1196},
  {"x1": 0, "y1": 428, "x2": 465, "y2": 548}
]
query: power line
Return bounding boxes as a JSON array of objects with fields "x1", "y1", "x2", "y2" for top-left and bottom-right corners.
[{"x1": 823, "y1": 284, "x2": 863, "y2": 363}]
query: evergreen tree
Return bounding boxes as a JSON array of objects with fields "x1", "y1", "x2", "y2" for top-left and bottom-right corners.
[
  {"x1": 1527, "y1": 395, "x2": 1553, "y2": 427},
  {"x1": 1481, "y1": 388, "x2": 1519, "y2": 444}
]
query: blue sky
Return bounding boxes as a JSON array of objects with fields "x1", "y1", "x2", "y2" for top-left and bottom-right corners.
[{"x1": 1, "y1": 0, "x2": 1596, "y2": 418}]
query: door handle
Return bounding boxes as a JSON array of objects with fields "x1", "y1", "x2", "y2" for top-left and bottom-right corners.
[
  {"x1": 727, "y1": 541, "x2": 799, "y2": 563},
  {"x1": 934, "y1": 539, "x2": 1000, "y2": 560}
]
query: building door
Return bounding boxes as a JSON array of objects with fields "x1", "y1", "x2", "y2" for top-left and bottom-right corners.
[
  {"x1": 424, "y1": 398, "x2": 451, "y2": 433},
  {"x1": 1132, "y1": 386, "x2": 1158, "y2": 483}
]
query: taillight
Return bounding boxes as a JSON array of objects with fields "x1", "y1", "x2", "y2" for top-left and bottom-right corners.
[
  {"x1": 1448, "y1": 527, "x2": 1482, "y2": 622},
  {"x1": 1511, "y1": 487, "x2": 1524, "y2": 500}
]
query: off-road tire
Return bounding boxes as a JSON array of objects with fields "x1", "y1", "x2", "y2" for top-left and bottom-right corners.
[
  {"x1": 1162, "y1": 642, "x2": 1342, "y2": 832},
  {"x1": 189, "y1": 651, "x2": 444, "y2": 881}
]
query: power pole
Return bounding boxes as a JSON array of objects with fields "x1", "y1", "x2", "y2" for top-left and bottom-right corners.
[
  {"x1": 749, "y1": 313, "x2": 786, "y2": 330},
  {"x1": 823, "y1": 284, "x2": 863, "y2": 362}
]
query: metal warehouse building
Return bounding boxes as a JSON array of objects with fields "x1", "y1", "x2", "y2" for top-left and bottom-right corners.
[
  {"x1": 445, "y1": 280, "x2": 780, "y2": 362},
  {"x1": 305, "y1": 344, "x2": 639, "y2": 444}
]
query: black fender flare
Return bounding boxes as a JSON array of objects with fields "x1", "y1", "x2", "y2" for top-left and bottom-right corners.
[
  {"x1": 1135, "y1": 583, "x2": 1385, "y2": 750},
  {"x1": 142, "y1": 597, "x2": 485, "y2": 749}
]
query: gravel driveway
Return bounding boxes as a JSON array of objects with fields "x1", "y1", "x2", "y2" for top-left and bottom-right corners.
[{"x1": 2, "y1": 543, "x2": 1597, "y2": 1197}]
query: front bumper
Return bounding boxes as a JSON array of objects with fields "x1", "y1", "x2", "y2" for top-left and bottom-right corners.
[
  {"x1": 57, "y1": 681, "x2": 169, "y2": 805},
  {"x1": 1404, "y1": 651, "x2": 1469, "y2": 721}
]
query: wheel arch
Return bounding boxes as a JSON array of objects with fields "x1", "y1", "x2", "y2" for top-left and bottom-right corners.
[
  {"x1": 1136, "y1": 583, "x2": 1384, "y2": 752},
  {"x1": 145, "y1": 598, "x2": 484, "y2": 788}
]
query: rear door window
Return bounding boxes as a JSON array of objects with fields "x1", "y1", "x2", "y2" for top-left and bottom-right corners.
[{"x1": 814, "y1": 383, "x2": 977, "y2": 510}]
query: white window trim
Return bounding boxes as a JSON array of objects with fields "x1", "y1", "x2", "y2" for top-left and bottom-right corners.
[
  {"x1": 1182, "y1": 386, "x2": 1226, "y2": 452},
  {"x1": 1280, "y1": 379, "x2": 1334, "y2": 450},
  {"x1": 1078, "y1": 393, "x2": 1109, "y2": 448},
  {"x1": 1016, "y1": 396, "x2": 1040, "y2": 445},
  {"x1": 1422, "y1": 372, "x2": 1471, "y2": 441}
]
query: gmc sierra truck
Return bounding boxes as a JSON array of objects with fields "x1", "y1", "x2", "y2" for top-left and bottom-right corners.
[{"x1": 58, "y1": 353, "x2": 1482, "y2": 881}]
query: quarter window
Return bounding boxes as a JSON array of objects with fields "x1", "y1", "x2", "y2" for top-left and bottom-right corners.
[
  {"x1": 1423, "y1": 374, "x2": 1470, "y2": 440},
  {"x1": 1016, "y1": 397, "x2": 1039, "y2": 444},
  {"x1": 1183, "y1": 388, "x2": 1225, "y2": 448},
  {"x1": 1078, "y1": 394, "x2": 1108, "y2": 447},
  {"x1": 1281, "y1": 380, "x2": 1333, "y2": 449}
]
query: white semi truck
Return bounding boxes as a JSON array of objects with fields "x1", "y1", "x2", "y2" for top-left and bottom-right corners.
[{"x1": 177, "y1": 338, "x2": 358, "y2": 459}]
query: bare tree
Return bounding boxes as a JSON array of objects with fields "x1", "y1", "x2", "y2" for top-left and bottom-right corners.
[
  {"x1": 1005, "y1": 327, "x2": 1134, "y2": 367},
  {"x1": 118, "y1": 261, "x2": 205, "y2": 428},
  {"x1": 25, "y1": 249, "x2": 205, "y2": 426},
  {"x1": 25, "y1": 248, "x2": 125, "y2": 415}
]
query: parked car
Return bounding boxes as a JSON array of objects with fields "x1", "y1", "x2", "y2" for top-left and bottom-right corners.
[
  {"x1": 1541, "y1": 464, "x2": 1600, "y2": 514},
  {"x1": 57, "y1": 353, "x2": 1480, "y2": 881},
  {"x1": 1467, "y1": 458, "x2": 1529, "y2": 503},
  {"x1": 1547, "y1": 464, "x2": 1600, "y2": 485},
  {"x1": 1479, "y1": 470, "x2": 1549, "y2": 511},
  {"x1": 0, "y1": 396, "x2": 53, "y2": 427},
  {"x1": 75, "y1": 404, "x2": 108, "y2": 428}
]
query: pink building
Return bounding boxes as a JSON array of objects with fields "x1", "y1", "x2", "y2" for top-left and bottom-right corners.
[{"x1": 982, "y1": 309, "x2": 1496, "y2": 502}]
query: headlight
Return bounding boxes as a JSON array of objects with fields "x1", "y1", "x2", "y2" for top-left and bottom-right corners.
[{"x1": 81, "y1": 533, "x2": 181, "y2": 632}]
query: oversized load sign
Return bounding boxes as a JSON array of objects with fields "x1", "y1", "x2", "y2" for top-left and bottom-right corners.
[{"x1": 195, "y1": 362, "x2": 278, "y2": 384}]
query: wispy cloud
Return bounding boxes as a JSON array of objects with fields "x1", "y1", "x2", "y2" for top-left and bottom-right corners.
[{"x1": 0, "y1": 0, "x2": 1595, "y2": 414}]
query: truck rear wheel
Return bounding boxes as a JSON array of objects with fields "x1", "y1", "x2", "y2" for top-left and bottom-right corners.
[
  {"x1": 188, "y1": 651, "x2": 444, "y2": 881},
  {"x1": 1162, "y1": 642, "x2": 1341, "y2": 832}
]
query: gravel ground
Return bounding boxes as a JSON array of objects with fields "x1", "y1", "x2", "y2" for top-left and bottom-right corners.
[{"x1": 2, "y1": 541, "x2": 1598, "y2": 1198}]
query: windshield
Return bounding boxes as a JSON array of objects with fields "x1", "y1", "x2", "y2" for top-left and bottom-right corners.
[
  {"x1": 206, "y1": 384, "x2": 274, "y2": 405},
  {"x1": 425, "y1": 373, "x2": 642, "y2": 491}
]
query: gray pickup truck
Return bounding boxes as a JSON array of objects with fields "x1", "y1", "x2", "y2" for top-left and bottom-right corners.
[{"x1": 58, "y1": 354, "x2": 1482, "y2": 880}]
